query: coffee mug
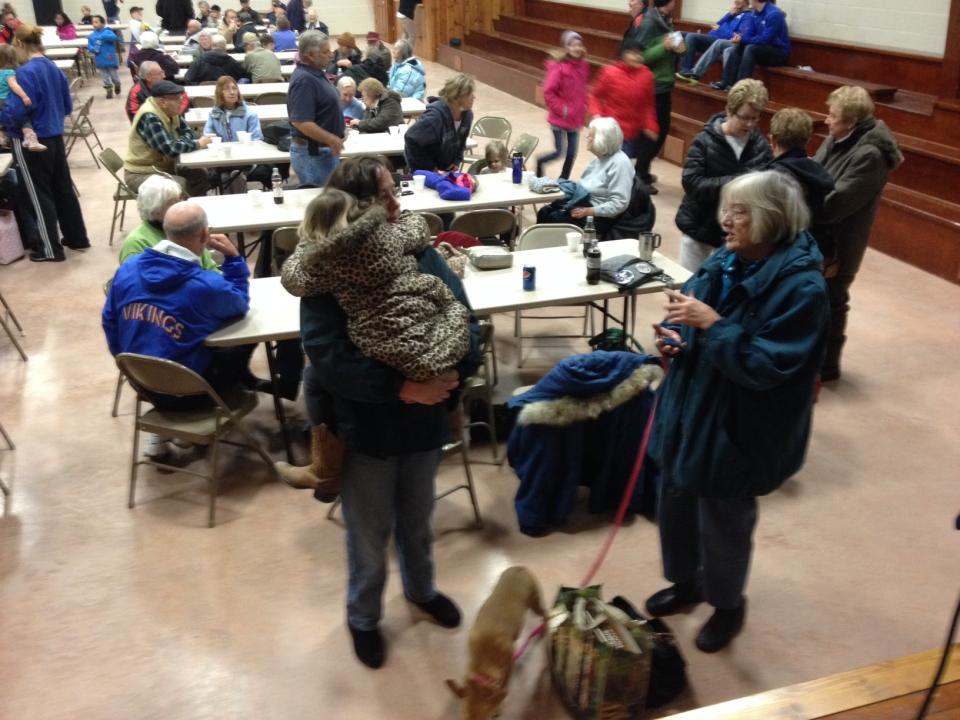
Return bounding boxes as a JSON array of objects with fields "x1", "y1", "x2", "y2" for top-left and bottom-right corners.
[{"x1": 638, "y1": 232, "x2": 661, "y2": 261}]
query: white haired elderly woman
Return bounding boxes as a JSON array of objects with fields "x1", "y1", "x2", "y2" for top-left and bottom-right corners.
[
  {"x1": 387, "y1": 38, "x2": 425, "y2": 100},
  {"x1": 536, "y1": 116, "x2": 635, "y2": 236},
  {"x1": 118, "y1": 174, "x2": 220, "y2": 270},
  {"x1": 336, "y1": 75, "x2": 364, "y2": 120},
  {"x1": 645, "y1": 170, "x2": 829, "y2": 653},
  {"x1": 128, "y1": 30, "x2": 180, "y2": 81}
]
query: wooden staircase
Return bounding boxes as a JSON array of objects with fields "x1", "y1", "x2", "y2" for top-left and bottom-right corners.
[{"x1": 430, "y1": 0, "x2": 960, "y2": 283}]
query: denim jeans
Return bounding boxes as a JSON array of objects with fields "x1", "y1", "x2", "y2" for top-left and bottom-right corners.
[
  {"x1": 535, "y1": 127, "x2": 580, "y2": 180},
  {"x1": 721, "y1": 43, "x2": 789, "y2": 86},
  {"x1": 340, "y1": 446, "x2": 442, "y2": 630},
  {"x1": 680, "y1": 33, "x2": 717, "y2": 73},
  {"x1": 691, "y1": 38, "x2": 734, "y2": 78},
  {"x1": 658, "y1": 482, "x2": 758, "y2": 610},
  {"x1": 289, "y1": 142, "x2": 339, "y2": 187},
  {"x1": 99, "y1": 66, "x2": 121, "y2": 88}
]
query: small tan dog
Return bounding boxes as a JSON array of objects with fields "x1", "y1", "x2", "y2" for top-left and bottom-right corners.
[{"x1": 446, "y1": 566, "x2": 545, "y2": 720}]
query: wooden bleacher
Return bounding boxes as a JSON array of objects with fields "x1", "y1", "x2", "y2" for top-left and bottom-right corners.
[{"x1": 420, "y1": 0, "x2": 960, "y2": 283}]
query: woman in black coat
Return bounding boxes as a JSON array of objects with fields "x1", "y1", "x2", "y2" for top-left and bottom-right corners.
[{"x1": 675, "y1": 78, "x2": 772, "y2": 271}]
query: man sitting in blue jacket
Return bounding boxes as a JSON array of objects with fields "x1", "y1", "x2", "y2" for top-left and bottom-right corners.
[
  {"x1": 102, "y1": 201, "x2": 254, "y2": 415},
  {"x1": 676, "y1": 0, "x2": 747, "y2": 83},
  {"x1": 714, "y1": 0, "x2": 790, "y2": 91}
]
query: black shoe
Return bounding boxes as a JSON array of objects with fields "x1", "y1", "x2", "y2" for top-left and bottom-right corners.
[
  {"x1": 408, "y1": 592, "x2": 461, "y2": 628},
  {"x1": 348, "y1": 624, "x2": 385, "y2": 668},
  {"x1": 29, "y1": 251, "x2": 65, "y2": 262},
  {"x1": 63, "y1": 240, "x2": 91, "y2": 250},
  {"x1": 645, "y1": 582, "x2": 703, "y2": 617},
  {"x1": 647, "y1": 173, "x2": 658, "y2": 184},
  {"x1": 114, "y1": 84, "x2": 121, "y2": 96},
  {"x1": 105, "y1": 87, "x2": 113, "y2": 99},
  {"x1": 646, "y1": 184, "x2": 659, "y2": 195},
  {"x1": 695, "y1": 602, "x2": 745, "y2": 653},
  {"x1": 709, "y1": 81, "x2": 728, "y2": 91}
]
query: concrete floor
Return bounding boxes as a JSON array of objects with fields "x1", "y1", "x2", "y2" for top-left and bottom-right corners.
[{"x1": 0, "y1": 60, "x2": 958, "y2": 720}]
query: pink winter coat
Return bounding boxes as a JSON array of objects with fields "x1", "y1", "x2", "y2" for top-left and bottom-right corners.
[
  {"x1": 543, "y1": 55, "x2": 590, "y2": 131},
  {"x1": 56, "y1": 23, "x2": 79, "y2": 40}
]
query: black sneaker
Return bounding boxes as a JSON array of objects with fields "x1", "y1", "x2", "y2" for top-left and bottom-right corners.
[
  {"x1": 408, "y1": 592, "x2": 461, "y2": 628},
  {"x1": 29, "y1": 251, "x2": 65, "y2": 262},
  {"x1": 114, "y1": 84, "x2": 121, "y2": 96},
  {"x1": 695, "y1": 601, "x2": 746, "y2": 653},
  {"x1": 709, "y1": 81, "x2": 728, "y2": 92},
  {"x1": 105, "y1": 86, "x2": 113, "y2": 99},
  {"x1": 348, "y1": 624, "x2": 385, "y2": 668}
]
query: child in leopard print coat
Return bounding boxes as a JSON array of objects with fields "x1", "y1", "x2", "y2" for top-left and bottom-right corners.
[{"x1": 283, "y1": 189, "x2": 471, "y2": 381}]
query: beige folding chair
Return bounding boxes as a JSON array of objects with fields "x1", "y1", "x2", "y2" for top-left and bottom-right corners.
[
  {"x1": 255, "y1": 91, "x2": 287, "y2": 105},
  {"x1": 0, "y1": 418, "x2": 11, "y2": 499},
  {"x1": 459, "y1": 319, "x2": 500, "y2": 464},
  {"x1": 450, "y1": 208, "x2": 516, "y2": 246},
  {"x1": 514, "y1": 223, "x2": 594, "y2": 367},
  {"x1": 466, "y1": 116, "x2": 512, "y2": 162},
  {"x1": 0, "y1": 288, "x2": 27, "y2": 362},
  {"x1": 64, "y1": 96, "x2": 103, "y2": 167},
  {"x1": 189, "y1": 96, "x2": 215, "y2": 108},
  {"x1": 116, "y1": 353, "x2": 275, "y2": 527},
  {"x1": 510, "y1": 133, "x2": 539, "y2": 165},
  {"x1": 99, "y1": 148, "x2": 139, "y2": 246},
  {"x1": 417, "y1": 212, "x2": 443, "y2": 238},
  {"x1": 270, "y1": 226, "x2": 299, "y2": 276}
]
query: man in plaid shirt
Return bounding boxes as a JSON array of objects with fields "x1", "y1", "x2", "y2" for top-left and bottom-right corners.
[{"x1": 123, "y1": 80, "x2": 211, "y2": 196}]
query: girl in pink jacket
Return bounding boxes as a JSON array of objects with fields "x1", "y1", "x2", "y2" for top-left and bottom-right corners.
[{"x1": 535, "y1": 30, "x2": 590, "y2": 179}]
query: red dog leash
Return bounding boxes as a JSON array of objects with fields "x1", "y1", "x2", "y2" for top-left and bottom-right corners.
[{"x1": 513, "y1": 357, "x2": 666, "y2": 661}]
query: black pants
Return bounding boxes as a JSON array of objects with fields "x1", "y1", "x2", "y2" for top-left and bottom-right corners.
[
  {"x1": 721, "y1": 43, "x2": 788, "y2": 86},
  {"x1": 822, "y1": 228, "x2": 873, "y2": 373},
  {"x1": 12, "y1": 135, "x2": 89, "y2": 259},
  {"x1": 146, "y1": 345, "x2": 257, "y2": 411},
  {"x1": 634, "y1": 91, "x2": 672, "y2": 184}
]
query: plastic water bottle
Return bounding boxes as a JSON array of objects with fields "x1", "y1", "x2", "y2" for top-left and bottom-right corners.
[
  {"x1": 582, "y1": 216, "x2": 596, "y2": 258},
  {"x1": 271, "y1": 167, "x2": 283, "y2": 204},
  {"x1": 511, "y1": 151, "x2": 523, "y2": 184}
]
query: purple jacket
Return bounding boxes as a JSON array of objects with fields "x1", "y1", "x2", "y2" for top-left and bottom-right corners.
[{"x1": 543, "y1": 56, "x2": 590, "y2": 130}]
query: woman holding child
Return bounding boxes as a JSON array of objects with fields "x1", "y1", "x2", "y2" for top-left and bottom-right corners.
[{"x1": 279, "y1": 154, "x2": 481, "y2": 670}]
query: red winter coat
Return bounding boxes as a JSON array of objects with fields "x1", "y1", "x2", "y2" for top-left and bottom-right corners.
[
  {"x1": 543, "y1": 55, "x2": 590, "y2": 130},
  {"x1": 588, "y1": 61, "x2": 658, "y2": 142}
]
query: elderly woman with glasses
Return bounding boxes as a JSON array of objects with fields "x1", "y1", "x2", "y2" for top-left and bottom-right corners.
[
  {"x1": 675, "y1": 78, "x2": 772, "y2": 271},
  {"x1": 646, "y1": 169, "x2": 828, "y2": 654}
]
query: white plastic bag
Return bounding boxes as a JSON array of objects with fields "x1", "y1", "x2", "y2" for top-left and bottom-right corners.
[{"x1": 0, "y1": 210, "x2": 24, "y2": 264}]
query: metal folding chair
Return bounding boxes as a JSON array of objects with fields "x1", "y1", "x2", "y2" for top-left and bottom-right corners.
[
  {"x1": 99, "y1": 148, "x2": 139, "y2": 246},
  {"x1": 64, "y1": 95, "x2": 103, "y2": 167},
  {"x1": 0, "y1": 288, "x2": 27, "y2": 361}
]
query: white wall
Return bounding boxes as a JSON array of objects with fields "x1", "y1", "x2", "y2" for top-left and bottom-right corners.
[
  {"x1": 543, "y1": 0, "x2": 951, "y2": 57},
  {"x1": 18, "y1": 0, "x2": 374, "y2": 36}
]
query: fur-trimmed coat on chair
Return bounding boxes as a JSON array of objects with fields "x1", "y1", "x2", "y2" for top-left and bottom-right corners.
[{"x1": 507, "y1": 351, "x2": 663, "y2": 536}]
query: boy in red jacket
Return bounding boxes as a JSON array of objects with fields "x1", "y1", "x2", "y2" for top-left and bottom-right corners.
[
  {"x1": 535, "y1": 30, "x2": 590, "y2": 179},
  {"x1": 589, "y1": 47, "x2": 659, "y2": 188}
]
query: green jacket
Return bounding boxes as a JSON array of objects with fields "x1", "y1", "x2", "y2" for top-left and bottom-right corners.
[
  {"x1": 630, "y1": 9, "x2": 677, "y2": 94},
  {"x1": 119, "y1": 221, "x2": 221, "y2": 272}
]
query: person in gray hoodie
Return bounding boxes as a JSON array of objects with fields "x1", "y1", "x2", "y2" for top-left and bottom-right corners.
[{"x1": 813, "y1": 86, "x2": 903, "y2": 381}]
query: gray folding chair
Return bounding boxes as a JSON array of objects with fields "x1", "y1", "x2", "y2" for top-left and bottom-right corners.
[
  {"x1": 255, "y1": 91, "x2": 287, "y2": 106},
  {"x1": 514, "y1": 224, "x2": 594, "y2": 367},
  {"x1": 189, "y1": 96, "x2": 215, "y2": 108},
  {"x1": 64, "y1": 96, "x2": 103, "y2": 167},
  {"x1": 417, "y1": 212, "x2": 444, "y2": 238},
  {"x1": 270, "y1": 226, "x2": 299, "y2": 276},
  {"x1": 99, "y1": 148, "x2": 139, "y2": 246},
  {"x1": 116, "y1": 353, "x2": 275, "y2": 527},
  {"x1": 465, "y1": 116, "x2": 512, "y2": 162},
  {"x1": 0, "y1": 288, "x2": 27, "y2": 362},
  {"x1": 450, "y1": 208, "x2": 516, "y2": 247},
  {"x1": 0, "y1": 418, "x2": 11, "y2": 499}
]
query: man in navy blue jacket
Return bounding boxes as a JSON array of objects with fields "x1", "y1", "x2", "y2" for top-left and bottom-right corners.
[
  {"x1": 715, "y1": 0, "x2": 790, "y2": 90},
  {"x1": 102, "y1": 201, "x2": 253, "y2": 409}
]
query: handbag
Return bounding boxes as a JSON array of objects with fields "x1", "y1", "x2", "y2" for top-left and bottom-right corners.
[
  {"x1": 600, "y1": 255, "x2": 669, "y2": 291},
  {"x1": 0, "y1": 210, "x2": 24, "y2": 265},
  {"x1": 549, "y1": 585, "x2": 653, "y2": 720}
]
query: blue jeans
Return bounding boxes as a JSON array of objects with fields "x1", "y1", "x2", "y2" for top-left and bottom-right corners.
[
  {"x1": 657, "y1": 482, "x2": 758, "y2": 610},
  {"x1": 680, "y1": 32, "x2": 717, "y2": 73},
  {"x1": 340, "y1": 446, "x2": 442, "y2": 630},
  {"x1": 289, "y1": 142, "x2": 339, "y2": 187},
  {"x1": 535, "y1": 127, "x2": 579, "y2": 180},
  {"x1": 721, "y1": 43, "x2": 789, "y2": 86},
  {"x1": 690, "y1": 38, "x2": 734, "y2": 78}
]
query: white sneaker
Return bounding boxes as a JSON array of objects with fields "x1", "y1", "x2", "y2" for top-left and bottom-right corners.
[{"x1": 143, "y1": 433, "x2": 171, "y2": 459}]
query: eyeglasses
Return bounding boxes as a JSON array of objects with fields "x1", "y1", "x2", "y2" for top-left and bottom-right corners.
[
  {"x1": 720, "y1": 206, "x2": 750, "y2": 219},
  {"x1": 734, "y1": 111, "x2": 761, "y2": 125}
]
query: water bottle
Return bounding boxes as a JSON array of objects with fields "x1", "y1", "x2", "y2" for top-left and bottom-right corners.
[
  {"x1": 582, "y1": 216, "x2": 596, "y2": 258},
  {"x1": 271, "y1": 167, "x2": 283, "y2": 204},
  {"x1": 586, "y1": 237, "x2": 601, "y2": 285},
  {"x1": 511, "y1": 151, "x2": 523, "y2": 184}
]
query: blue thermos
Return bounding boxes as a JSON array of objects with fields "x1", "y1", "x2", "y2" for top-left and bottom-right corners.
[{"x1": 511, "y1": 152, "x2": 523, "y2": 184}]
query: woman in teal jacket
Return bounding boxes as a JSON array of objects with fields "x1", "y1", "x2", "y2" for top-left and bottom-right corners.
[{"x1": 645, "y1": 170, "x2": 828, "y2": 653}]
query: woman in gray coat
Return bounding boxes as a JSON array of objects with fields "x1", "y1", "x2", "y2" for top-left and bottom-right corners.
[{"x1": 814, "y1": 85, "x2": 902, "y2": 381}]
